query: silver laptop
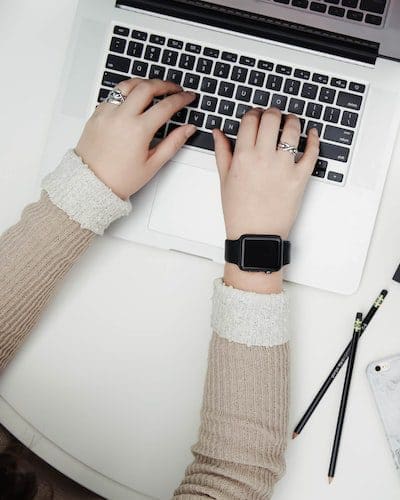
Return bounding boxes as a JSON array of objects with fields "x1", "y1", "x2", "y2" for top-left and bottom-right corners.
[{"x1": 40, "y1": 0, "x2": 400, "y2": 294}]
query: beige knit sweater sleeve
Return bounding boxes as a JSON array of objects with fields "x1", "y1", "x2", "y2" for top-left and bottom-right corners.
[{"x1": 0, "y1": 151, "x2": 289, "y2": 499}]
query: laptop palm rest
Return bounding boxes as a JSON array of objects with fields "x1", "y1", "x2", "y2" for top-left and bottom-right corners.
[{"x1": 148, "y1": 161, "x2": 225, "y2": 247}]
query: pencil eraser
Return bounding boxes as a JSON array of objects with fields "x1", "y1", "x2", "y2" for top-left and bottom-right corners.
[{"x1": 393, "y1": 264, "x2": 400, "y2": 283}]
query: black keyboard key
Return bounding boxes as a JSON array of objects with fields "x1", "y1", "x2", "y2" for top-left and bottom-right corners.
[
  {"x1": 102, "y1": 71, "x2": 126, "y2": 87},
  {"x1": 149, "y1": 65, "x2": 166, "y2": 79},
  {"x1": 342, "y1": 0, "x2": 358, "y2": 6},
  {"x1": 301, "y1": 83, "x2": 318, "y2": 99},
  {"x1": 288, "y1": 98, "x2": 305, "y2": 114},
  {"x1": 179, "y1": 53, "x2": 196, "y2": 70},
  {"x1": 236, "y1": 104, "x2": 252, "y2": 118},
  {"x1": 249, "y1": 70, "x2": 266, "y2": 87},
  {"x1": 310, "y1": 1, "x2": 327, "y2": 12},
  {"x1": 313, "y1": 168, "x2": 326, "y2": 178},
  {"x1": 276, "y1": 65, "x2": 292, "y2": 75},
  {"x1": 166, "y1": 68, "x2": 183, "y2": 84},
  {"x1": 320, "y1": 142, "x2": 349, "y2": 162},
  {"x1": 266, "y1": 75, "x2": 283, "y2": 91},
  {"x1": 201, "y1": 95, "x2": 218, "y2": 112},
  {"x1": 144, "y1": 45, "x2": 161, "y2": 62},
  {"x1": 258, "y1": 60, "x2": 274, "y2": 71},
  {"x1": 347, "y1": 9, "x2": 364, "y2": 20},
  {"x1": 127, "y1": 41, "x2": 144, "y2": 57},
  {"x1": 253, "y1": 90, "x2": 270, "y2": 107},
  {"x1": 197, "y1": 58, "x2": 214, "y2": 74},
  {"x1": 206, "y1": 115, "x2": 222, "y2": 130},
  {"x1": 232, "y1": 66, "x2": 248, "y2": 83},
  {"x1": 349, "y1": 82, "x2": 366, "y2": 93},
  {"x1": 187, "y1": 93, "x2": 200, "y2": 109},
  {"x1": 218, "y1": 81, "x2": 235, "y2": 98},
  {"x1": 219, "y1": 99, "x2": 235, "y2": 116},
  {"x1": 325, "y1": 0, "x2": 340, "y2": 3},
  {"x1": 150, "y1": 34, "x2": 165, "y2": 45},
  {"x1": 131, "y1": 60, "x2": 148, "y2": 77},
  {"x1": 162, "y1": 50, "x2": 179, "y2": 66},
  {"x1": 341, "y1": 111, "x2": 359, "y2": 128},
  {"x1": 312, "y1": 73, "x2": 329, "y2": 84},
  {"x1": 313, "y1": 159, "x2": 328, "y2": 178},
  {"x1": 214, "y1": 63, "x2": 231, "y2": 78},
  {"x1": 331, "y1": 78, "x2": 347, "y2": 88},
  {"x1": 299, "y1": 118, "x2": 306, "y2": 133},
  {"x1": 106, "y1": 54, "x2": 131, "y2": 73},
  {"x1": 337, "y1": 91, "x2": 362, "y2": 110},
  {"x1": 360, "y1": 0, "x2": 386, "y2": 14},
  {"x1": 327, "y1": 171, "x2": 344, "y2": 183},
  {"x1": 222, "y1": 51, "x2": 238, "y2": 62},
  {"x1": 201, "y1": 77, "x2": 218, "y2": 93},
  {"x1": 204, "y1": 47, "x2": 220, "y2": 58},
  {"x1": 224, "y1": 119, "x2": 240, "y2": 136},
  {"x1": 168, "y1": 39, "x2": 184, "y2": 49},
  {"x1": 294, "y1": 69, "x2": 311, "y2": 80},
  {"x1": 284, "y1": 79, "x2": 300, "y2": 95},
  {"x1": 186, "y1": 43, "x2": 201, "y2": 54},
  {"x1": 188, "y1": 110, "x2": 205, "y2": 127},
  {"x1": 324, "y1": 125, "x2": 354, "y2": 145},
  {"x1": 323, "y1": 106, "x2": 340, "y2": 123},
  {"x1": 172, "y1": 108, "x2": 188, "y2": 123},
  {"x1": 98, "y1": 88, "x2": 109, "y2": 102},
  {"x1": 365, "y1": 13, "x2": 383, "y2": 25},
  {"x1": 184, "y1": 73, "x2": 200, "y2": 89},
  {"x1": 271, "y1": 94, "x2": 288, "y2": 111},
  {"x1": 328, "y1": 6, "x2": 345, "y2": 16},
  {"x1": 239, "y1": 56, "x2": 256, "y2": 67},
  {"x1": 236, "y1": 85, "x2": 253, "y2": 102},
  {"x1": 319, "y1": 87, "x2": 336, "y2": 104},
  {"x1": 292, "y1": 0, "x2": 309, "y2": 7},
  {"x1": 274, "y1": 0, "x2": 290, "y2": 3},
  {"x1": 132, "y1": 30, "x2": 148, "y2": 41},
  {"x1": 155, "y1": 124, "x2": 166, "y2": 139},
  {"x1": 306, "y1": 102, "x2": 323, "y2": 119},
  {"x1": 306, "y1": 120, "x2": 323, "y2": 136},
  {"x1": 186, "y1": 130, "x2": 215, "y2": 150},
  {"x1": 114, "y1": 26, "x2": 129, "y2": 37},
  {"x1": 110, "y1": 37, "x2": 127, "y2": 54}
]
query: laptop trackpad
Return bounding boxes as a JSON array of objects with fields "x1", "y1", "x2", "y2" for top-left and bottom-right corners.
[{"x1": 148, "y1": 162, "x2": 225, "y2": 247}]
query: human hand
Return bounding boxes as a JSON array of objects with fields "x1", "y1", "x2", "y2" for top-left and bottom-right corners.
[{"x1": 76, "y1": 78, "x2": 197, "y2": 200}]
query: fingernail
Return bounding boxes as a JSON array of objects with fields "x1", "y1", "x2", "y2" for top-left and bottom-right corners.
[
  {"x1": 186, "y1": 124, "x2": 197, "y2": 137},
  {"x1": 310, "y1": 127, "x2": 319, "y2": 136}
]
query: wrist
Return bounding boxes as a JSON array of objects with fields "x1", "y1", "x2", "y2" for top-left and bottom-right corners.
[{"x1": 223, "y1": 263, "x2": 283, "y2": 294}]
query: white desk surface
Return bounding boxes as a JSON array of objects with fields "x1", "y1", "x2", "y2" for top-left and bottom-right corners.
[{"x1": 1, "y1": 1, "x2": 400, "y2": 499}]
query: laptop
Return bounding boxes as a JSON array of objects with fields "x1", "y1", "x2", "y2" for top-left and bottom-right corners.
[{"x1": 40, "y1": 0, "x2": 400, "y2": 294}]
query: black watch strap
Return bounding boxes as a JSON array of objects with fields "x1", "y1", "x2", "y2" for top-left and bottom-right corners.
[{"x1": 225, "y1": 237, "x2": 290, "y2": 268}]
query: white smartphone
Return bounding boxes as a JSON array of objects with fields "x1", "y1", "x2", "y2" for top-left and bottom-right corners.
[{"x1": 367, "y1": 354, "x2": 400, "y2": 471}]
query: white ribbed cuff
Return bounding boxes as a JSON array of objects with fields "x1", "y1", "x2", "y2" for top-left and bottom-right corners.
[
  {"x1": 211, "y1": 278, "x2": 289, "y2": 347},
  {"x1": 41, "y1": 150, "x2": 132, "y2": 235}
]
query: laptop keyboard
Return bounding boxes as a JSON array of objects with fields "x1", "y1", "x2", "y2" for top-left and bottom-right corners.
[
  {"x1": 265, "y1": 0, "x2": 388, "y2": 27},
  {"x1": 97, "y1": 24, "x2": 368, "y2": 185}
]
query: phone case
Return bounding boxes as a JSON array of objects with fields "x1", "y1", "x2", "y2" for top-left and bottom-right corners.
[{"x1": 367, "y1": 354, "x2": 400, "y2": 470}]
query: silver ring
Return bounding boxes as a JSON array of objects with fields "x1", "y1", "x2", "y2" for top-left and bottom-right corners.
[
  {"x1": 277, "y1": 142, "x2": 298, "y2": 156},
  {"x1": 105, "y1": 87, "x2": 127, "y2": 105}
]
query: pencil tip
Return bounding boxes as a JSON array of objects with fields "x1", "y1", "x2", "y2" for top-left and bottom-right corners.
[
  {"x1": 328, "y1": 477, "x2": 334, "y2": 484},
  {"x1": 292, "y1": 432, "x2": 299, "y2": 440}
]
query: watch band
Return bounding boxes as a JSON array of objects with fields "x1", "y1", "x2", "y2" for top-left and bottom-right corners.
[{"x1": 225, "y1": 237, "x2": 291, "y2": 267}]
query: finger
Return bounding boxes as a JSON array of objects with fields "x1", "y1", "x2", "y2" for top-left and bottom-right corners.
[
  {"x1": 212, "y1": 129, "x2": 233, "y2": 182},
  {"x1": 146, "y1": 124, "x2": 197, "y2": 173},
  {"x1": 236, "y1": 108, "x2": 263, "y2": 151},
  {"x1": 296, "y1": 127, "x2": 320, "y2": 178},
  {"x1": 122, "y1": 79, "x2": 183, "y2": 115},
  {"x1": 142, "y1": 90, "x2": 197, "y2": 132},
  {"x1": 255, "y1": 107, "x2": 282, "y2": 153},
  {"x1": 276, "y1": 114, "x2": 301, "y2": 161},
  {"x1": 99, "y1": 78, "x2": 144, "y2": 113}
]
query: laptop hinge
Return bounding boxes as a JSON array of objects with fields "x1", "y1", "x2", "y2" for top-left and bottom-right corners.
[{"x1": 116, "y1": 0, "x2": 379, "y2": 64}]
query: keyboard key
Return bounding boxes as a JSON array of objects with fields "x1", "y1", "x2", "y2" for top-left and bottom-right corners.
[
  {"x1": 337, "y1": 91, "x2": 362, "y2": 110},
  {"x1": 204, "y1": 47, "x2": 220, "y2": 58},
  {"x1": 301, "y1": 83, "x2": 318, "y2": 99},
  {"x1": 102, "y1": 71, "x2": 127, "y2": 87},
  {"x1": 150, "y1": 34, "x2": 165, "y2": 45},
  {"x1": 162, "y1": 50, "x2": 179, "y2": 66},
  {"x1": 218, "y1": 81, "x2": 235, "y2": 98},
  {"x1": 292, "y1": 0, "x2": 309, "y2": 7},
  {"x1": 239, "y1": 56, "x2": 256, "y2": 67},
  {"x1": 276, "y1": 65, "x2": 292, "y2": 75},
  {"x1": 347, "y1": 10, "x2": 364, "y2": 20},
  {"x1": 132, "y1": 30, "x2": 148, "y2": 41},
  {"x1": 342, "y1": 0, "x2": 358, "y2": 6},
  {"x1": 249, "y1": 70, "x2": 266, "y2": 87},
  {"x1": 110, "y1": 37, "x2": 127, "y2": 54},
  {"x1": 222, "y1": 51, "x2": 238, "y2": 62},
  {"x1": 186, "y1": 43, "x2": 201, "y2": 54},
  {"x1": 360, "y1": 0, "x2": 386, "y2": 14},
  {"x1": 106, "y1": 54, "x2": 131, "y2": 73},
  {"x1": 184, "y1": 73, "x2": 200, "y2": 89},
  {"x1": 294, "y1": 69, "x2": 311, "y2": 80},
  {"x1": 325, "y1": 0, "x2": 340, "y2": 3},
  {"x1": 186, "y1": 130, "x2": 215, "y2": 150},
  {"x1": 224, "y1": 119, "x2": 240, "y2": 136},
  {"x1": 312, "y1": 73, "x2": 329, "y2": 84},
  {"x1": 266, "y1": 75, "x2": 283, "y2": 91},
  {"x1": 179, "y1": 53, "x2": 195, "y2": 70},
  {"x1": 328, "y1": 6, "x2": 345, "y2": 16},
  {"x1": 168, "y1": 39, "x2": 184, "y2": 49},
  {"x1": 253, "y1": 90, "x2": 270, "y2": 107},
  {"x1": 284, "y1": 79, "x2": 300, "y2": 95},
  {"x1": 201, "y1": 95, "x2": 218, "y2": 112},
  {"x1": 197, "y1": 57, "x2": 213, "y2": 74},
  {"x1": 349, "y1": 82, "x2": 366, "y2": 93},
  {"x1": 114, "y1": 26, "x2": 129, "y2": 37},
  {"x1": 166, "y1": 68, "x2": 183, "y2": 84},
  {"x1": 299, "y1": 118, "x2": 306, "y2": 133},
  {"x1": 201, "y1": 77, "x2": 218, "y2": 93},
  {"x1": 365, "y1": 13, "x2": 383, "y2": 24},
  {"x1": 313, "y1": 168, "x2": 327, "y2": 178},
  {"x1": 341, "y1": 111, "x2": 359, "y2": 128},
  {"x1": 327, "y1": 171, "x2": 344, "y2": 183},
  {"x1": 313, "y1": 159, "x2": 328, "y2": 178},
  {"x1": 219, "y1": 99, "x2": 235, "y2": 116},
  {"x1": 258, "y1": 60, "x2": 274, "y2": 71},
  {"x1": 324, "y1": 125, "x2": 354, "y2": 145},
  {"x1": 149, "y1": 65, "x2": 166, "y2": 79},
  {"x1": 98, "y1": 88, "x2": 109, "y2": 102},
  {"x1": 310, "y1": 1, "x2": 327, "y2": 12},
  {"x1": 331, "y1": 78, "x2": 347, "y2": 88},
  {"x1": 274, "y1": 0, "x2": 290, "y2": 3},
  {"x1": 288, "y1": 98, "x2": 305, "y2": 114},
  {"x1": 236, "y1": 104, "x2": 252, "y2": 118},
  {"x1": 214, "y1": 63, "x2": 231, "y2": 78},
  {"x1": 206, "y1": 115, "x2": 222, "y2": 130},
  {"x1": 306, "y1": 120, "x2": 323, "y2": 136},
  {"x1": 171, "y1": 108, "x2": 188, "y2": 123},
  {"x1": 127, "y1": 41, "x2": 144, "y2": 57},
  {"x1": 232, "y1": 66, "x2": 248, "y2": 82},
  {"x1": 306, "y1": 102, "x2": 323, "y2": 119},
  {"x1": 155, "y1": 124, "x2": 166, "y2": 139},
  {"x1": 188, "y1": 110, "x2": 205, "y2": 127},
  {"x1": 144, "y1": 45, "x2": 161, "y2": 62},
  {"x1": 319, "y1": 87, "x2": 336, "y2": 104},
  {"x1": 320, "y1": 142, "x2": 349, "y2": 162},
  {"x1": 323, "y1": 106, "x2": 340, "y2": 123},
  {"x1": 236, "y1": 86, "x2": 253, "y2": 102},
  {"x1": 131, "y1": 60, "x2": 148, "y2": 77},
  {"x1": 271, "y1": 94, "x2": 288, "y2": 111}
]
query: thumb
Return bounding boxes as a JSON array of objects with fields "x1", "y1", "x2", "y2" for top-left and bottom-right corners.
[{"x1": 212, "y1": 129, "x2": 233, "y2": 182}]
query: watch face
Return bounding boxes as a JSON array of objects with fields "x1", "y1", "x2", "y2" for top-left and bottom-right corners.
[{"x1": 242, "y1": 237, "x2": 281, "y2": 271}]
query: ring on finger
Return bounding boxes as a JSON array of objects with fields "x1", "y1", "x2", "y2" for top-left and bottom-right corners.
[
  {"x1": 277, "y1": 142, "x2": 298, "y2": 157},
  {"x1": 105, "y1": 87, "x2": 127, "y2": 106}
]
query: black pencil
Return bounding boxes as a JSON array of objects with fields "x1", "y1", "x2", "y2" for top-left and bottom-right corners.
[
  {"x1": 328, "y1": 312, "x2": 363, "y2": 483},
  {"x1": 292, "y1": 289, "x2": 388, "y2": 439}
]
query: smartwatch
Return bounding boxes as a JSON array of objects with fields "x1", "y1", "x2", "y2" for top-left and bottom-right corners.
[{"x1": 225, "y1": 234, "x2": 291, "y2": 273}]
